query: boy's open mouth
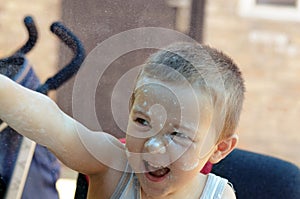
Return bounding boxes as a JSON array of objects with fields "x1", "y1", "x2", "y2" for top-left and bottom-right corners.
[{"x1": 144, "y1": 160, "x2": 170, "y2": 182}]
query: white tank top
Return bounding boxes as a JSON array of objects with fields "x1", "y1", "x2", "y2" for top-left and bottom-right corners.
[{"x1": 200, "y1": 173, "x2": 229, "y2": 199}]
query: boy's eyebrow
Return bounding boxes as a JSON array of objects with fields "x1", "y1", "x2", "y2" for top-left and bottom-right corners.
[{"x1": 131, "y1": 106, "x2": 151, "y2": 119}]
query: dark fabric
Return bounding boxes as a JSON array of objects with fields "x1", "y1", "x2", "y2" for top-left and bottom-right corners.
[
  {"x1": 0, "y1": 173, "x2": 6, "y2": 198},
  {"x1": 22, "y1": 145, "x2": 60, "y2": 199},
  {"x1": 212, "y1": 149, "x2": 300, "y2": 199},
  {"x1": 74, "y1": 173, "x2": 89, "y2": 199},
  {"x1": 0, "y1": 55, "x2": 60, "y2": 199}
]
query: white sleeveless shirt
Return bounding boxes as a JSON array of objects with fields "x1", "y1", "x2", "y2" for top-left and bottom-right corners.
[{"x1": 200, "y1": 173, "x2": 229, "y2": 199}]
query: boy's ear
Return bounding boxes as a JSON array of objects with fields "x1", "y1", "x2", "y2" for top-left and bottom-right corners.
[{"x1": 209, "y1": 134, "x2": 238, "y2": 164}]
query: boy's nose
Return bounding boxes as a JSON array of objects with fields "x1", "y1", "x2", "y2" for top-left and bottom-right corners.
[{"x1": 144, "y1": 137, "x2": 166, "y2": 154}]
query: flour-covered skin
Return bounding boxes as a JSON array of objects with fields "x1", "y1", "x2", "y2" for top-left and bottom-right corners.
[
  {"x1": 0, "y1": 74, "x2": 127, "y2": 173},
  {"x1": 126, "y1": 78, "x2": 231, "y2": 198},
  {"x1": 0, "y1": 43, "x2": 244, "y2": 198},
  {"x1": 0, "y1": 74, "x2": 46, "y2": 137}
]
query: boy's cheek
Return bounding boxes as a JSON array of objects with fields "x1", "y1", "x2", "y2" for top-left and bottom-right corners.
[
  {"x1": 127, "y1": 153, "x2": 145, "y2": 173},
  {"x1": 168, "y1": 143, "x2": 206, "y2": 171},
  {"x1": 125, "y1": 136, "x2": 145, "y2": 153},
  {"x1": 174, "y1": 152, "x2": 203, "y2": 172}
]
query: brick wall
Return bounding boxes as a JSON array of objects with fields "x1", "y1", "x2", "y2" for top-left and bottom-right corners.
[{"x1": 204, "y1": 0, "x2": 300, "y2": 166}]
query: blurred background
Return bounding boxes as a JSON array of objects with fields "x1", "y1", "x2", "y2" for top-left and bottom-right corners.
[{"x1": 1, "y1": 0, "x2": 299, "y2": 198}]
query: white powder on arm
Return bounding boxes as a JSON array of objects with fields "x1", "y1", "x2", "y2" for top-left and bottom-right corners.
[{"x1": 0, "y1": 74, "x2": 127, "y2": 174}]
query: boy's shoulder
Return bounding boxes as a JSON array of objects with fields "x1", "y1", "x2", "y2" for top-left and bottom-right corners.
[
  {"x1": 87, "y1": 166, "x2": 126, "y2": 198},
  {"x1": 201, "y1": 173, "x2": 236, "y2": 199},
  {"x1": 222, "y1": 183, "x2": 236, "y2": 199}
]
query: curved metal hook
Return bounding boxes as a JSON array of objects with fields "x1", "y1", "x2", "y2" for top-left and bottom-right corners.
[
  {"x1": 15, "y1": 16, "x2": 38, "y2": 55},
  {"x1": 36, "y1": 22, "x2": 85, "y2": 95}
]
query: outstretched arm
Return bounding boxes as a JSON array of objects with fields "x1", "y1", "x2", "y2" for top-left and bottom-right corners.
[{"x1": 0, "y1": 74, "x2": 126, "y2": 174}]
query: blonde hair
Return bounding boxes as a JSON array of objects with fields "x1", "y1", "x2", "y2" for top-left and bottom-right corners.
[{"x1": 130, "y1": 42, "x2": 245, "y2": 139}]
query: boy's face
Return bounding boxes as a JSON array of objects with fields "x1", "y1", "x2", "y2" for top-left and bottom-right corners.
[{"x1": 126, "y1": 78, "x2": 218, "y2": 197}]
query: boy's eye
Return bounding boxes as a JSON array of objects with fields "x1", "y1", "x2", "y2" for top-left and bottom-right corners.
[
  {"x1": 135, "y1": 118, "x2": 149, "y2": 126},
  {"x1": 170, "y1": 132, "x2": 189, "y2": 139}
]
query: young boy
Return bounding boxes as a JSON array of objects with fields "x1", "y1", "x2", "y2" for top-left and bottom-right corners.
[{"x1": 0, "y1": 42, "x2": 245, "y2": 198}]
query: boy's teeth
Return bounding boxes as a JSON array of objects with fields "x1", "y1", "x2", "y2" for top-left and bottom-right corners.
[
  {"x1": 150, "y1": 167, "x2": 170, "y2": 177},
  {"x1": 145, "y1": 160, "x2": 171, "y2": 177}
]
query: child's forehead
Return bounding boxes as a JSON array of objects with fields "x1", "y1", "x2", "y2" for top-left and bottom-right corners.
[
  {"x1": 136, "y1": 77, "x2": 190, "y2": 94},
  {"x1": 135, "y1": 82, "x2": 188, "y2": 105},
  {"x1": 133, "y1": 79, "x2": 212, "y2": 116},
  {"x1": 135, "y1": 77, "x2": 209, "y2": 104}
]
